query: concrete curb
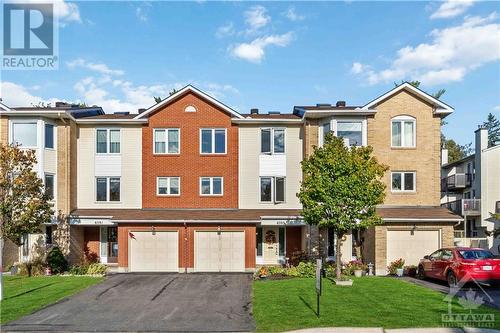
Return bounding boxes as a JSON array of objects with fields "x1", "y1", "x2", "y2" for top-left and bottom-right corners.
[{"x1": 284, "y1": 328, "x2": 500, "y2": 333}]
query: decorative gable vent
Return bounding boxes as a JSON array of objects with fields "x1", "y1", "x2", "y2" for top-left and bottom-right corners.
[{"x1": 185, "y1": 105, "x2": 197, "y2": 113}]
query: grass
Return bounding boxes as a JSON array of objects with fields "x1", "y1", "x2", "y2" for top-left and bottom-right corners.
[
  {"x1": 0, "y1": 275, "x2": 104, "y2": 324},
  {"x1": 253, "y1": 277, "x2": 500, "y2": 332}
]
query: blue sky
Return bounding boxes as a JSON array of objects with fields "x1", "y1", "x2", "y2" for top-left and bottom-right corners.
[{"x1": 1, "y1": 0, "x2": 499, "y2": 145}]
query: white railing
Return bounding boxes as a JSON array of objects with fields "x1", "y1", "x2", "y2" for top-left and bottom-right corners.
[{"x1": 454, "y1": 237, "x2": 489, "y2": 249}]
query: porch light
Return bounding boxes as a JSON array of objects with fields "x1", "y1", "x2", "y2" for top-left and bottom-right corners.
[
  {"x1": 410, "y1": 224, "x2": 417, "y2": 235},
  {"x1": 151, "y1": 225, "x2": 156, "y2": 235},
  {"x1": 217, "y1": 225, "x2": 221, "y2": 235}
]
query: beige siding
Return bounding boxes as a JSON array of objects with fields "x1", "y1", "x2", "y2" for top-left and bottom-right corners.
[
  {"x1": 0, "y1": 116, "x2": 8, "y2": 144},
  {"x1": 238, "y1": 125, "x2": 302, "y2": 209},
  {"x1": 77, "y1": 125, "x2": 142, "y2": 208},
  {"x1": 44, "y1": 149, "x2": 57, "y2": 174}
]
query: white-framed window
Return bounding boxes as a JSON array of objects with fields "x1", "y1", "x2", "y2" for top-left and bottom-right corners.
[
  {"x1": 157, "y1": 177, "x2": 180, "y2": 196},
  {"x1": 336, "y1": 121, "x2": 363, "y2": 147},
  {"x1": 12, "y1": 122, "x2": 37, "y2": 147},
  {"x1": 184, "y1": 105, "x2": 197, "y2": 112},
  {"x1": 200, "y1": 177, "x2": 223, "y2": 196},
  {"x1": 391, "y1": 116, "x2": 416, "y2": 148},
  {"x1": 200, "y1": 128, "x2": 226, "y2": 154},
  {"x1": 391, "y1": 171, "x2": 416, "y2": 192},
  {"x1": 320, "y1": 121, "x2": 331, "y2": 147},
  {"x1": 96, "y1": 177, "x2": 121, "y2": 202},
  {"x1": 96, "y1": 129, "x2": 121, "y2": 154},
  {"x1": 44, "y1": 174, "x2": 55, "y2": 200},
  {"x1": 153, "y1": 128, "x2": 180, "y2": 154},
  {"x1": 45, "y1": 123, "x2": 55, "y2": 149},
  {"x1": 261, "y1": 128, "x2": 285, "y2": 154},
  {"x1": 260, "y1": 176, "x2": 285, "y2": 203}
]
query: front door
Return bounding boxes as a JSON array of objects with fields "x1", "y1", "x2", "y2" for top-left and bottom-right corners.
[{"x1": 263, "y1": 226, "x2": 279, "y2": 264}]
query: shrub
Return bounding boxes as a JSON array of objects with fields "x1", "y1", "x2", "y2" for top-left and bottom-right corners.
[
  {"x1": 18, "y1": 259, "x2": 45, "y2": 276},
  {"x1": 268, "y1": 266, "x2": 286, "y2": 275},
  {"x1": 404, "y1": 265, "x2": 417, "y2": 277},
  {"x1": 387, "y1": 258, "x2": 405, "y2": 275},
  {"x1": 296, "y1": 261, "x2": 315, "y2": 277},
  {"x1": 87, "y1": 263, "x2": 108, "y2": 275},
  {"x1": 69, "y1": 263, "x2": 90, "y2": 275},
  {"x1": 47, "y1": 247, "x2": 68, "y2": 274}
]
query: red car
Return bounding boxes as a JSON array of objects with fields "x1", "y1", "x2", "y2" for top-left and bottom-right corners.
[{"x1": 417, "y1": 247, "x2": 500, "y2": 287}]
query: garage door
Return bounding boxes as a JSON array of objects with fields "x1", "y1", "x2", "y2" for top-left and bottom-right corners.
[
  {"x1": 387, "y1": 230, "x2": 440, "y2": 266},
  {"x1": 195, "y1": 231, "x2": 245, "y2": 272},
  {"x1": 129, "y1": 231, "x2": 178, "y2": 272}
]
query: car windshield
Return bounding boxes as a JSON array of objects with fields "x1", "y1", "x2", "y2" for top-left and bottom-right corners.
[{"x1": 459, "y1": 250, "x2": 494, "y2": 260}]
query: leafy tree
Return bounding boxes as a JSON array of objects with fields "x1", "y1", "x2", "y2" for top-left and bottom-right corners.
[
  {"x1": 441, "y1": 135, "x2": 473, "y2": 163},
  {"x1": 153, "y1": 96, "x2": 162, "y2": 104},
  {"x1": 298, "y1": 135, "x2": 388, "y2": 279},
  {"x1": 394, "y1": 80, "x2": 446, "y2": 100},
  {"x1": 0, "y1": 144, "x2": 53, "y2": 299},
  {"x1": 153, "y1": 88, "x2": 179, "y2": 104},
  {"x1": 482, "y1": 113, "x2": 500, "y2": 147}
]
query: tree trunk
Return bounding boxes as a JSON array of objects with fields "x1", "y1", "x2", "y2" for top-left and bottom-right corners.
[
  {"x1": 0, "y1": 237, "x2": 4, "y2": 301},
  {"x1": 335, "y1": 233, "x2": 343, "y2": 279}
]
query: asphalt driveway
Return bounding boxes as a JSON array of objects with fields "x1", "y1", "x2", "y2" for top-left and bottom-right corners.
[{"x1": 3, "y1": 273, "x2": 255, "y2": 332}]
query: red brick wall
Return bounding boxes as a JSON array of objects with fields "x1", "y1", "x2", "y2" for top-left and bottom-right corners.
[
  {"x1": 142, "y1": 92, "x2": 238, "y2": 208},
  {"x1": 84, "y1": 227, "x2": 100, "y2": 262},
  {"x1": 286, "y1": 226, "x2": 302, "y2": 255}
]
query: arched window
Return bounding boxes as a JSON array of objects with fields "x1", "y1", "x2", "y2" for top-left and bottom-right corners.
[
  {"x1": 391, "y1": 115, "x2": 416, "y2": 147},
  {"x1": 184, "y1": 105, "x2": 197, "y2": 113}
]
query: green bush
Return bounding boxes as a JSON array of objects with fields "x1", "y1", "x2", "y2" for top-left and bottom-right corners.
[
  {"x1": 267, "y1": 266, "x2": 286, "y2": 275},
  {"x1": 87, "y1": 263, "x2": 108, "y2": 275},
  {"x1": 69, "y1": 263, "x2": 89, "y2": 275},
  {"x1": 47, "y1": 247, "x2": 68, "y2": 274},
  {"x1": 296, "y1": 261, "x2": 315, "y2": 277}
]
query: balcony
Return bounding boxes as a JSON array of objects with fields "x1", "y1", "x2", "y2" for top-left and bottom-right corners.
[
  {"x1": 442, "y1": 199, "x2": 481, "y2": 216},
  {"x1": 441, "y1": 173, "x2": 472, "y2": 191},
  {"x1": 454, "y1": 230, "x2": 489, "y2": 249}
]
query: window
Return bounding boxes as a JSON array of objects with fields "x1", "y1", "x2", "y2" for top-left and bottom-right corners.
[
  {"x1": 96, "y1": 177, "x2": 121, "y2": 202},
  {"x1": 45, "y1": 226, "x2": 53, "y2": 245},
  {"x1": 157, "y1": 177, "x2": 180, "y2": 195},
  {"x1": 154, "y1": 129, "x2": 179, "y2": 154},
  {"x1": 12, "y1": 122, "x2": 37, "y2": 147},
  {"x1": 44, "y1": 174, "x2": 54, "y2": 200},
  {"x1": 337, "y1": 121, "x2": 362, "y2": 147},
  {"x1": 321, "y1": 122, "x2": 331, "y2": 146},
  {"x1": 96, "y1": 129, "x2": 121, "y2": 154},
  {"x1": 201, "y1": 129, "x2": 226, "y2": 154},
  {"x1": 279, "y1": 227, "x2": 285, "y2": 256},
  {"x1": 200, "y1": 177, "x2": 223, "y2": 195},
  {"x1": 184, "y1": 105, "x2": 197, "y2": 112},
  {"x1": 391, "y1": 171, "x2": 415, "y2": 192},
  {"x1": 260, "y1": 128, "x2": 285, "y2": 154},
  {"x1": 260, "y1": 177, "x2": 285, "y2": 203},
  {"x1": 45, "y1": 124, "x2": 54, "y2": 148},
  {"x1": 391, "y1": 116, "x2": 415, "y2": 147},
  {"x1": 256, "y1": 227, "x2": 263, "y2": 256}
]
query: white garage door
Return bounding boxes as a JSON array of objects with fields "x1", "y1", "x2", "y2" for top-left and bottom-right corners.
[
  {"x1": 129, "y1": 231, "x2": 178, "y2": 272},
  {"x1": 387, "y1": 230, "x2": 440, "y2": 267},
  {"x1": 195, "y1": 231, "x2": 245, "y2": 272}
]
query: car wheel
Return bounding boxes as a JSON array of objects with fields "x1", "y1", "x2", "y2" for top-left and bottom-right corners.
[
  {"x1": 417, "y1": 265, "x2": 426, "y2": 280},
  {"x1": 447, "y1": 271, "x2": 457, "y2": 287}
]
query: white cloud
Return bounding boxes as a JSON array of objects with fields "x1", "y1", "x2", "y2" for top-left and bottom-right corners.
[
  {"x1": 136, "y1": 7, "x2": 148, "y2": 22},
  {"x1": 285, "y1": 7, "x2": 305, "y2": 21},
  {"x1": 215, "y1": 22, "x2": 235, "y2": 38},
  {"x1": 351, "y1": 13, "x2": 500, "y2": 86},
  {"x1": 0, "y1": 81, "x2": 62, "y2": 107},
  {"x1": 22, "y1": 0, "x2": 81, "y2": 23},
  {"x1": 430, "y1": 0, "x2": 475, "y2": 19},
  {"x1": 230, "y1": 32, "x2": 293, "y2": 63},
  {"x1": 66, "y1": 58, "x2": 125, "y2": 76},
  {"x1": 204, "y1": 83, "x2": 239, "y2": 99},
  {"x1": 245, "y1": 5, "x2": 270, "y2": 33}
]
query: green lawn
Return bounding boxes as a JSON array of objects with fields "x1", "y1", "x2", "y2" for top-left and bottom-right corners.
[
  {"x1": 253, "y1": 277, "x2": 500, "y2": 332},
  {"x1": 0, "y1": 275, "x2": 104, "y2": 324}
]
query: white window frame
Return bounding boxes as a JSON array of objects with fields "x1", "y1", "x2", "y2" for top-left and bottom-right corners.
[
  {"x1": 156, "y1": 176, "x2": 181, "y2": 196},
  {"x1": 96, "y1": 128, "x2": 121, "y2": 155},
  {"x1": 199, "y1": 128, "x2": 227, "y2": 154},
  {"x1": 10, "y1": 120, "x2": 38, "y2": 148},
  {"x1": 44, "y1": 173, "x2": 56, "y2": 201},
  {"x1": 153, "y1": 128, "x2": 180, "y2": 155},
  {"x1": 199, "y1": 177, "x2": 224, "y2": 196},
  {"x1": 95, "y1": 177, "x2": 121, "y2": 202},
  {"x1": 334, "y1": 119, "x2": 366, "y2": 147},
  {"x1": 184, "y1": 105, "x2": 197, "y2": 113},
  {"x1": 260, "y1": 128, "x2": 286, "y2": 154},
  {"x1": 259, "y1": 176, "x2": 286, "y2": 203},
  {"x1": 391, "y1": 171, "x2": 416, "y2": 193},
  {"x1": 391, "y1": 116, "x2": 416, "y2": 148}
]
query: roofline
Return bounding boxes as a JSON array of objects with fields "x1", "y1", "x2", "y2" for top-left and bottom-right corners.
[
  {"x1": 303, "y1": 109, "x2": 377, "y2": 117},
  {"x1": 442, "y1": 154, "x2": 475, "y2": 168},
  {"x1": 133, "y1": 85, "x2": 244, "y2": 120},
  {"x1": 108, "y1": 219, "x2": 260, "y2": 223},
  {"x1": 362, "y1": 82, "x2": 455, "y2": 115},
  {"x1": 0, "y1": 109, "x2": 76, "y2": 119},
  {"x1": 232, "y1": 118, "x2": 303, "y2": 124},
  {"x1": 382, "y1": 217, "x2": 463, "y2": 222},
  {"x1": 0, "y1": 102, "x2": 12, "y2": 111},
  {"x1": 75, "y1": 118, "x2": 148, "y2": 124}
]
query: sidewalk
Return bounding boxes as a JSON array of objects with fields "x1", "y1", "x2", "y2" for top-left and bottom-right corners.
[{"x1": 285, "y1": 328, "x2": 500, "y2": 333}]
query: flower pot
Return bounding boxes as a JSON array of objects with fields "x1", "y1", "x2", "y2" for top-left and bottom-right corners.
[
  {"x1": 396, "y1": 268, "x2": 404, "y2": 277},
  {"x1": 354, "y1": 269, "x2": 363, "y2": 277}
]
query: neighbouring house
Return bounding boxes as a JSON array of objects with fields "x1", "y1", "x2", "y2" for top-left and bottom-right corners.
[
  {"x1": 0, "y1": 83, "x2": 462, "y2": 275},
  {"x1": 441, "y1": 126, "x2": 500, "y2": 254}
]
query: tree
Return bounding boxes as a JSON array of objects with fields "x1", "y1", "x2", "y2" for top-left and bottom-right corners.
[
  {"x1": 483, "y1": 113, "x2": 500, "y2": 147},
  {"x1": 441, "y1": 135, "x2": 473, "y2": 163},
  {"x1": 153, "y1": 88, "x2": 179, "y2": 104},
  {"x1": 394, "y1": 80, "x2": 446, "y2": 100},
  {"x1": 153, "y1": 96, "x2": 162, "y2": 104},
  {"x1": 0, "y1": 144, "x2": 53, "y2": 299},
  {"x1": 297, "y1": 135, "x2": 388, "y2": 279}
]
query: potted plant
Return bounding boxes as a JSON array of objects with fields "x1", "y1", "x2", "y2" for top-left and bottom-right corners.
[
  {"x1": 348, "y1": 259, "x2": 367, "y2": 277},
  {"x1": 257, "y1": 266, "x2": 269, "y2": 279},
  {"x1": 388, "y1": 258, "x2": 405, "y2": 277}
]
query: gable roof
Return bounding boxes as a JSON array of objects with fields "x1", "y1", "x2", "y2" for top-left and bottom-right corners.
[
  {"x1": 362, "y1": 82, "x2": 454, "y2": 115},
  {"x1": 0, "y1": 102, "x2": 12, "y2": 111},
  {"x1": 134, "y1": 85, "x2": 244, "y2": 120}
]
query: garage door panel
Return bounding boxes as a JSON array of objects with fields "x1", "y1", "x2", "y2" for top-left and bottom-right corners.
[
  {"x1": 130, "y1": 231, "x2": 178, "y2": 272},
  {"x1": 387, "y1": 230, "x2": 440, "y2": 267},
  {"x1": 195, "y1": 231, "x2": 245, "y2": 272}
]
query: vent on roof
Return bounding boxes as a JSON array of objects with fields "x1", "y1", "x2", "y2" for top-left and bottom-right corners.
[
  {"x1": 138, "y1": 108, "x2": 146, "y2": 113},
  {"x1": 114, "y1": 112, "x2": 130, "y2": 115},
  {"x1": 268, "y1": 111, "x2": 281, "y2": 115},
  {"x1": 55, "y1": 102, "x2": 70, "y2": 108},
  {"x1": 250, "y1": 108, "x2": 259, "y2": 114},
  {"x1": 336, "y1": 101, "x2": 346, "y2": 107},
  {"x1": 316, "y1": 103, "x2": 331, "y2": 107}
]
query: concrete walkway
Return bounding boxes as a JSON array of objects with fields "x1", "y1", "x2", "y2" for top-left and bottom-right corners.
[{"x1": 285, "y1": 328, "x2": 499, "y2": 333}]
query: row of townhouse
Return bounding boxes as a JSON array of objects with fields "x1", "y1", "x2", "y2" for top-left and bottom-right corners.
[{"x1": 0, "y1": 82, "x2": 463, "y2": 275}]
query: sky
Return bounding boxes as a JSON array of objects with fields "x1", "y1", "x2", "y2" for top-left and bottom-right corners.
[{"x1": 1, "y1": 0, "x2": 499, "y2": 146}]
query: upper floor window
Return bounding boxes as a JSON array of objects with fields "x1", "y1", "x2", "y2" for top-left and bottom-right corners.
[
  {"x1": 391, "y1": 116, "x2": 415, "y2": 148},
  {"x1": 391, "y1": 171, "x2": 415, "y2": 192},
  {"x1": 96, "y1": 177, "x2": 121, "y2": 202},
  {"x1": 200, "y1": 177, "x2": 223, "y2": 196},
  {"x1": 12, "y1": 122, "x2": 37, "y2": 147},
  {"x1": 157, "y1": 176, "x2": 180, "y2": 196},
  {"x1": 201, "y1": 129, "x2": 226, "y2": 154},
  {"x1": 96, "y1": 129, "x2": 120, "y2": 154},
  {"x1": 261, "y1": 128, "x2": 285, "y2": 154},
  {"x1": 44, "y1": 174, "x2": 55, "y2": 200},
  {"x1": 260, "y1": 176, "x2": 285, "y2": 203},
  {"x1": 185, "y1": 105, "x2": 197, "y2": 112},
  {"x1": 45, "y1": 124, "x2": 54, "y2": 149},
  {"x1": 154, "y1": 129, "x2": 179, "y2": 154},
  {"x1": 337, "y1": 121, "x2": 362, "y2": 147}
]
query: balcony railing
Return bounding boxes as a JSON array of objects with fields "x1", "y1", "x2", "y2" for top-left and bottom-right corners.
[
  {"x1": 442, "y1": 199, "x2": 481, "y2": 216},
  {"x1": 454, "y1": 237, "x2": 489, "y2": 249},
  {"x1": 441, "y1": 173, "x2": 472, "y2": 191}
]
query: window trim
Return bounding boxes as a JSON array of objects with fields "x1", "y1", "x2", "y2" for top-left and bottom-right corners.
[
  {"x1": 260, "y1": 128, "x2": 286, "y2": 154},
  {"x1": 156, "y1": 176, "x2": 181, "y2": 196},
  {"x1": 199, "y1": 128, "x2": 227, "y2": 155},
  {"x1": 391, "y1": 115, "x2": 416, "y2": 148},
  {"x1": 153, "y1": 128, "x2": 181, "y2": 155},
  {"x1": 391, "y1": 171, "x2": 416, "y2": 193},
  {"x1": 199, "y1": 177, "x2": 224, "y2": 196},
  {"x1": 96, "y1": 128, "x2": 121, "y2": 155},
  {"x1": 95, "y1": 176, "x2": 121, "y2": 202},
  {"x1": 259, "y1": 176, "x2": 286, "y2": 203}
]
